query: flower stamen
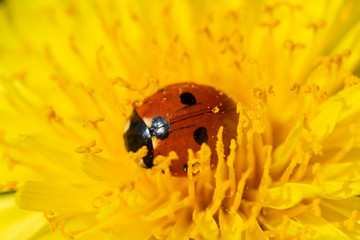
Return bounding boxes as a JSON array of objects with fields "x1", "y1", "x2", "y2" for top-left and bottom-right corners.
[
  {"x1": 75, "y1": 140, "x2": 102, "y2": 154},
  {"x1": 307, "y1": 20, "x2": 326, "y2": 34},
  {"x1": 284, "y1": 40, "x2": 305, "y2": 53},
  {"x1": 58, "y1": 220, "x2": 89, "y2": 239},
  {"x1": 231, "y1": 168, "x2": 252, "y2": 212},
  {"x1": 44, "y1": 210, "x2": 57, "y2": 232}
]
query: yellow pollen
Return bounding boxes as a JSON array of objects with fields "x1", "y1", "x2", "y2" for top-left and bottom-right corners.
[
  {"x1": 290, "y1": 82, "x2": 301, "y2": 95},
  {"x1": 81, "y1": 118, "x2": 106, "y2": 129},
  {"x1": 201, "y1": 27, "x2": 213, "y2": 40},
  {"x1": 75, "y1": 140, "x2": 102, "y2": 154},
  {"x1": 316, "y1": 50, "x2": 352, "y2": 69},
  {"x1": 127, "y1": 146, "x2": 148, "y2": 167},
  {"x1": 284, "y1": 40, "x2": 305, "y2": 52},
  {"x1": 212, "y1": 106, "x2": 220, "y2": 113},
  {"x1": 302, "y1": 115, "x2": 312, "y2": 132},
  {"x1": 307, "y1": 20, "x2": 326, "y2": 34},
  {"x1": 344, "y1": 75, "x2": 360, "y2": 87},
  {"x1": 253, "y1": 85, "x2": 274, "y2": 102},
  {"x1": 227, "y1": 139, "x2": 237, "y2": 196},
  {"x1": 214, "y1": 126, "x2": 225, "y2": 184},
  {"x1": 260, "y1": 20, "x2": 280, "y2": 30},
  {"x1": 265, "y1": 2, "x2": 302, "y2": 13},
  {"x1": 76, "y1": 82, "x2": 95, "y2": 97},
  {"x1": 236, "y1": 103, "x2": 249, "y2": 146},
  {"x1": 110, "y1": 77, "x2": 137, "y2": 91},
  {"x1": 46, "y1": 106, "x2": 63, "y2": 123},
  {"x1": 231, "y1": 59, "x2": 245, "y2": 71},
  {"x1": 153, "y1": 151, "x2": 178, "y2": 175}
]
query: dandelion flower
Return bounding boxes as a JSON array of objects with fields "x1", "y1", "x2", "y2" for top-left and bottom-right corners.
[{"x1": 1, "y1": 0, "x2": 360, "y2": 239}]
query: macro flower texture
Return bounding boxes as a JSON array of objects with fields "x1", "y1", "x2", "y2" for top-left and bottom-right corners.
[{"x1": 1, "y1": 0, "x2": 360, "y2": 239}]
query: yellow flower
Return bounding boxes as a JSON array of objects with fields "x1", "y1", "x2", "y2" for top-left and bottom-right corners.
[{"x1": 1, "y1": 0, "x2": 360, "y2": 239}]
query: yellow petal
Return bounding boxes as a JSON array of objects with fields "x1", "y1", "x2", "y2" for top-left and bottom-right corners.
[
  {"x1": 192, "y1": 209, "x2": 219, "y2": 240},
  {"x1": 219, "y1": 209, "x2": 244, "y2": 240},
  {"x1": 310, "y1": 96, "x2": 344, "y2": 142},
  {"x1": 337, "y1": 84, "x2": 360, "y2": 122},
  {"x1": 245, "y1": 221, "x2": 269, "y2": 240},
  {"x1": 141, "y1": 192, "x2": 183, "y2": 221},
  {"x1": 337, "y1": 20, "x2": 360, "y2": 72},
  {"x1": 272, "y1": 120, "x2": 303, "y2": 176},
  {"x1": 295, "y1": 212, "x2": 351, "y2": 240},
  {"x1": 264, "y1": 183, "x2": 322, "y2": 210},
  {"x1": 320, "y1": 198, "x2": 360, "y2": 239},
  {"x1": 166, "y1": 210, "x2": 192, "y2": 240},
  {"x1": 82, "y1": 154, "x2": 138, "y2": 185},
  {"x1": 0, "y1": 192, "x2": 47, "y2": 240},
  {"x1": 321, "y1": 181, "x2": 360, "y2": 199},
  {"x1": 265, "y1": 181, "x2": 360, "y2": 209},
  {"x1": 260, "y1": 210, "x2": 304, "y2": 238},
  {"x1": 322, "y1": 197, "x2": 360, "y2": 217},
  {"x1": 321, "y1": 161, "x2": 360, "y2": 181},
  {"x1": 15, "y1": 181, "x2": 102, "y2": 212}
]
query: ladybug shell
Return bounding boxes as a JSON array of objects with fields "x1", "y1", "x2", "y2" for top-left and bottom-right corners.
[{"x1": 124, "y1": 82, "x2": 238, "y2": 177}]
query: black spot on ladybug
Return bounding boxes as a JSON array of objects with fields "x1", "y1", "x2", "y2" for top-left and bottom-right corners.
[
  {"x1": 150, "y1": 116, "x2": 170, "y2": 140},
  {"x1": 193, "y1": 127, "x2": 208, "y2": 145},
  {"x1": 183, "y1": 164, "x2": 188, "y2": 172},
  {"x1": 180, "y1": 92, "x2": 196, "y2": 106}
]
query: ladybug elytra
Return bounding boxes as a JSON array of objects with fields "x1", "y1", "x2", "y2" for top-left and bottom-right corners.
[{"x1": 124, "y1": 83, "x2": 238, "y2": 177}]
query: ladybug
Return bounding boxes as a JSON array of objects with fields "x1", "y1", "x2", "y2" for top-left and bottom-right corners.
[{"x1": 123, "y1": 83, "x2": 239, "y2": 177}]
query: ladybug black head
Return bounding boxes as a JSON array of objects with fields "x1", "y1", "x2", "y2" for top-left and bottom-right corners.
[{"x1": 123, "y1": 110, "x2": 154, "y2": 168}]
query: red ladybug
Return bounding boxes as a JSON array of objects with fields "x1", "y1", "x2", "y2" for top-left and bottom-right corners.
[{"x1": 123, "y1": 83, "x2": 238, "y2": 177}]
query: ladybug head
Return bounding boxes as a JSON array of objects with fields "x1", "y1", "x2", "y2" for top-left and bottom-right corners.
[{"x1": 123, "y1": 110, "x2": 171, "y2": 168}]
